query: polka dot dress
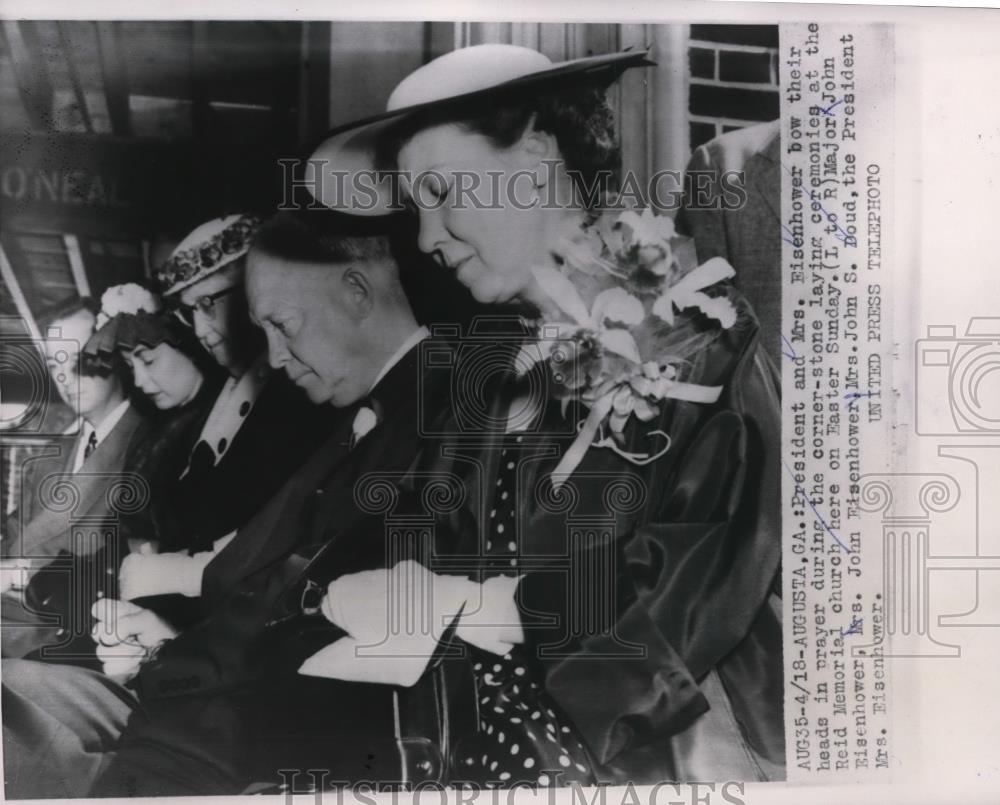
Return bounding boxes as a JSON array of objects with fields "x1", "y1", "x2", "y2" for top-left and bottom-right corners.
[{"x1": 457, "y1": 437, "x2": 596, "y2": 788}]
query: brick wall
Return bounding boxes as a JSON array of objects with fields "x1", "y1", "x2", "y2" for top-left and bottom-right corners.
[{"x1": 687, "y1": 25, "x2": 779, "y2": 150}]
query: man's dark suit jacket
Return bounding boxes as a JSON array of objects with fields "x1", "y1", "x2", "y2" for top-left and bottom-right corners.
[
  {"x1": 675, "y1": 120, "x2": 782, "y2": 366},
  {"x1": 91, "y1": 340, "x2": 457, "y2": 796}
]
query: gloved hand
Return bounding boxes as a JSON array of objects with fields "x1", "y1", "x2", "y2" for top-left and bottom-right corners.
[
  {"x1": 91, "y1": 597, "x2": 178, "y2": 651},
  {"x1": 455, "y1": 573, "x2": 525, "y2": 655},
  {"x1": 118, "y1": 531, "x2": 236, "y2": 600},
  {"x1": 299, "y1": 560, "x2": 477, "y2": 687},
  {"x1": 298, "y1": 562, "x2": 526, "y2": 686},
  {"x1": 96, "y1": 638, "x2": 147, "y2": 681}
]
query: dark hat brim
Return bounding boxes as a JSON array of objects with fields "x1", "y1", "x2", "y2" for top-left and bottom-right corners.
[{"x1": 84, "y1": 311, "x2": 182, "y2": 361}]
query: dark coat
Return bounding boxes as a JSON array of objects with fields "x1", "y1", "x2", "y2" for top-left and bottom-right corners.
[
  {"x1": 160, "y1": 369, "x2": 342, "y2": 553},
  {"x1": 439, "y1": 301, "x2": 784, "y2": 783},
  {"x1": 92, "y1": 341, "x2": 458, "y2": 796}
]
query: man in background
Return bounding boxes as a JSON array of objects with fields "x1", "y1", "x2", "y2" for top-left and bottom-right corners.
[
  {"x1": 675, "y1": 119, "x2": 782, "y2": 367},
  {"x1": 142, "y1": 214, "x2": 339, "y2": 557},
  {"x1": 1, "y1": 300, "x2": 149, "y2": 659},
  {"x1": 1, "y1": 211, "x2": 459, "y2": 796}
]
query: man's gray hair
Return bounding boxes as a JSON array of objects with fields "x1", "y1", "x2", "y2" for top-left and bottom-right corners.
[{"x1": 250, "y1": 211, "x2": 396, "y2": 269}]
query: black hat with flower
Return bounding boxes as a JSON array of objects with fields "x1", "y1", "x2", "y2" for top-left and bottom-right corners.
[{"x1": 83, "y1": 283, "x2": 182, "y2": 362}]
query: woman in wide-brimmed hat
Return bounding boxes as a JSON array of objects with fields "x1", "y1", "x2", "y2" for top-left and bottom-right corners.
[{"x1": 305, "y1": 44, "x2": 784, "y2": 786}]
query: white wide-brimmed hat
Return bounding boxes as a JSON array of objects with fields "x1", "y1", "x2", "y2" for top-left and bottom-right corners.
[{"x1": 306, "y1": 44, "x2": 653, "y2": 216}]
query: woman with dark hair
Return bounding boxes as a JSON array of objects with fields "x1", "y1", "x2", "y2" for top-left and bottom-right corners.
[
  {"x1": 307, "y1": 45, "x2": 784, "y2": 786},
  {"x1": 2, "y1": 287, "x2": 221, "y2": 667},
  {"x1": 83, "y1": 283, "x2": 224, "y2": 549}
]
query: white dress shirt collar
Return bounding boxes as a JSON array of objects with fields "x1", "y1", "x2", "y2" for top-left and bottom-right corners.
[
  {"x1": 73, "y1": 399, "x2": 131, "y2": 472},
  {"x1": 369, "y1": 326, "x2": 430, "y2": 394}
]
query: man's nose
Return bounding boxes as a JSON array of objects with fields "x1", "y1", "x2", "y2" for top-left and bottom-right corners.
[{"x1": 265, "y1": 332, "x2": 289, "y2": 369}]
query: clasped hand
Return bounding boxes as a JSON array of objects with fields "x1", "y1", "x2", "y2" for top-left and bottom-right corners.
[{"x1": 91, "y1": 597, "x2": 178, "y2": 681}]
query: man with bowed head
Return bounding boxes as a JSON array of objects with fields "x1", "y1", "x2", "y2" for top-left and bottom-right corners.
[
  {"x1": 1, "y1": 301, "x2": 150, "y2": 660},
  {"x1": 108, "y1": 214, "x2": 340, "y2": 613},
  {"x1": 0, "y1": 210, "x2": 487, "y2": 796}
]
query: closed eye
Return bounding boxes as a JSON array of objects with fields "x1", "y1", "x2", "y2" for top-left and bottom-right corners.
[
  {"x1": 431, "y1": 180, "x2": 453, "y2": 203},
  {"x1": 132, "y1": 349, "x2": 154, "y2": 367},
  {"x1": 268, "y1": 318, "x2": 293, "y2": 338},
  {"x1": 416, "y1": 174, "x2": 452, "y2": 205}
]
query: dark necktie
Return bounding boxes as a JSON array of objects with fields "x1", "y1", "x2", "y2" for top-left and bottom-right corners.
[{"x1": 83, "y1": 430, "x2": 98, "y2": 461}]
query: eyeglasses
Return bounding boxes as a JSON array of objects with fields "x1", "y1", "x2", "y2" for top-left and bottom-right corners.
[{"x1": 173, "y1": 285, "x2": 240, "y2": 326}]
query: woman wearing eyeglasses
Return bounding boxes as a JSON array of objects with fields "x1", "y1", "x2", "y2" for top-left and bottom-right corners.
[
  {"x1": 6, "y1": 285, "x2": 224, "y2": 672},
  {"x1": 105, "y1": 216, "x2": 342, "y2": 607}
]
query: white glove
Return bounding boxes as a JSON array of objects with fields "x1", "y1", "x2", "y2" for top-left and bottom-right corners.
[
  {"x1": 118, "y1": 532, "x2": 236, "y2": 600},
  {"x1": 455, "y1": 574, "x2": 525, "y2": 655},
  {"x1": 298, "y1": 562, "x2": 526, "y2": 687},
  {"x1": 96, "y1": 638, "x2": 147, "y2": 681},
  {"x1": 299, "y1": 560, "x2": 476, "y2": 687},
  {"x1": 91, "y1": 598, "x2": 178, "y2": 650}
]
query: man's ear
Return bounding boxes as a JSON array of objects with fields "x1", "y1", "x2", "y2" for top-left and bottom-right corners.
[{"x1": 341, "y1": 267, "x2": 374, "y2": 319}]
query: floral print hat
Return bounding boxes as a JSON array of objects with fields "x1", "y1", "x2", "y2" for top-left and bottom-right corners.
[{"x1": 153, "y1": 214, "x2": 262, "y2": 297}]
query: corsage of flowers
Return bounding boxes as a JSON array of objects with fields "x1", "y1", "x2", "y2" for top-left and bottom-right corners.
[
  {"x1": 95, "y1": 283, "x2": 162, "y2": 331},
  {"x1": 517, "y1": 207, "x2": 739, "y2": 489}
]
